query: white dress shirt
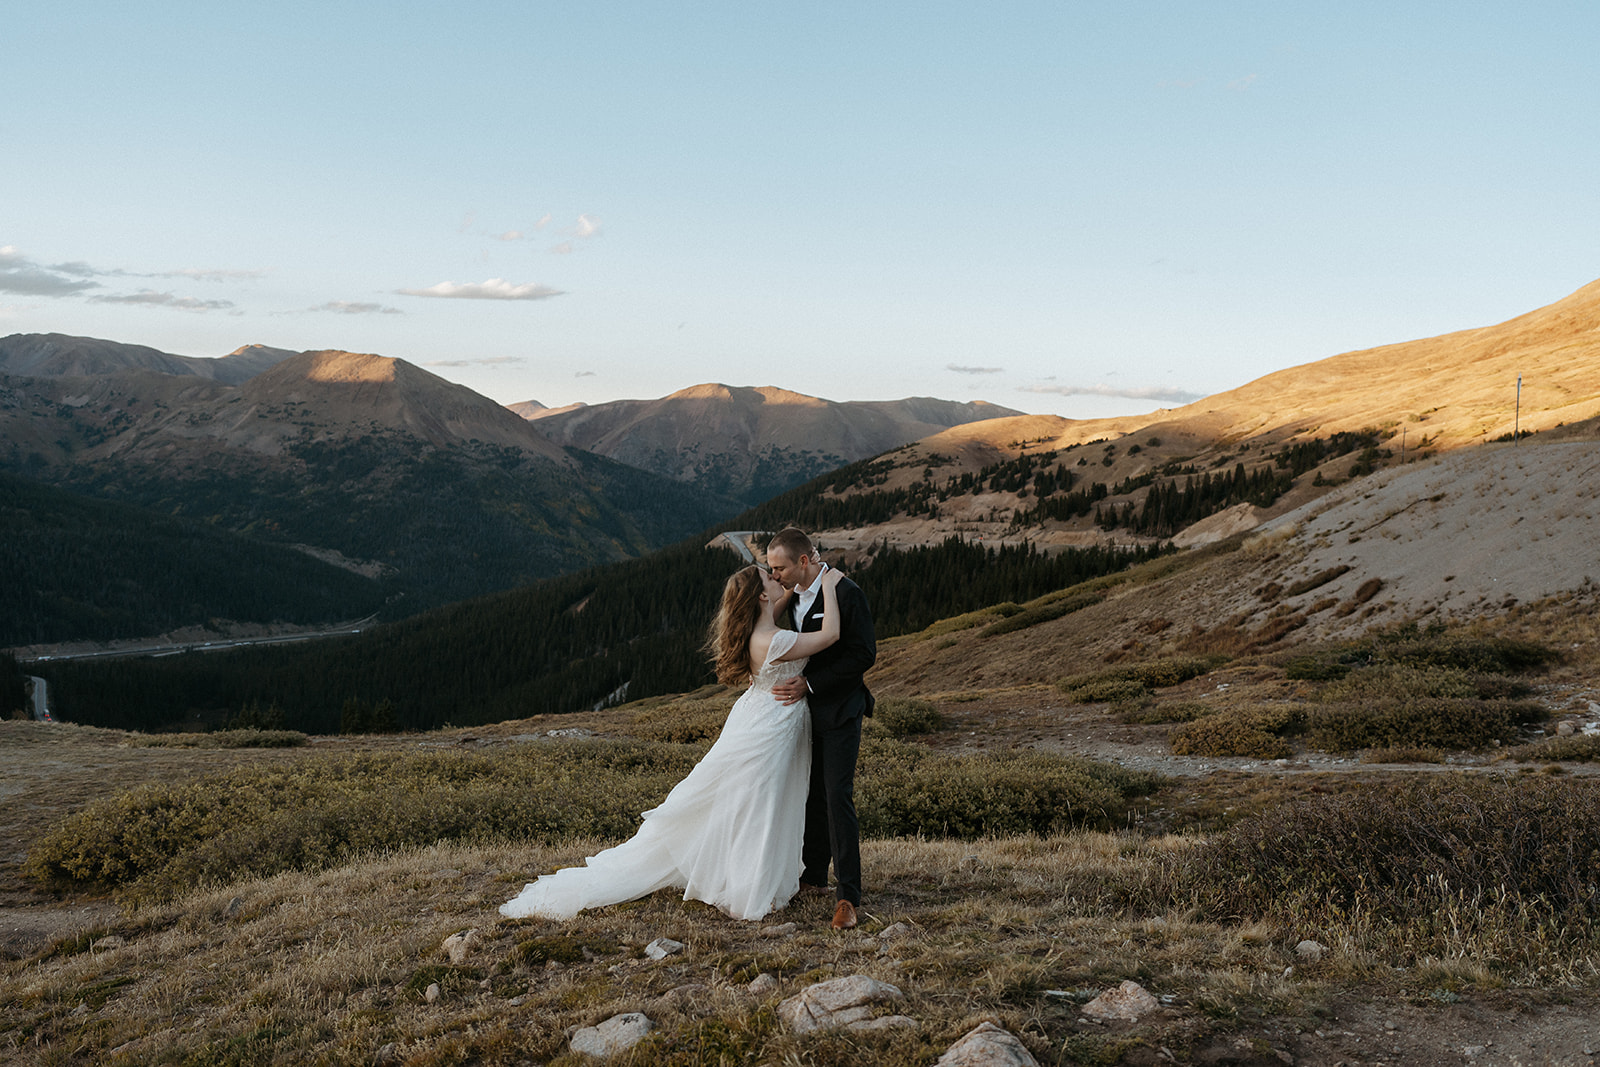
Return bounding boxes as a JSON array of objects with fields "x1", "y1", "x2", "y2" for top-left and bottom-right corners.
[{"x1": 793, "y1": 562, "x2": 829, "y2": 627}]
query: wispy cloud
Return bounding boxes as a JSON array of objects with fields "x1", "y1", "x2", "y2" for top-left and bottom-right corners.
[
  {"x1": 308, "y1": 301, "x2": 403, "y2": 315},
  {"x1": 947, "y1": 363, "x2": 1004, "y2": 375},
  {"x1": 423, "y1": 355, "x2": 526, "y2": 367},
  {"x1": 154, "y1": 267, "x2": 268, "y2": 282},
  {"x1": 396, "y1": 278, "x2": 566, "y2": 301},
  {"x1": 1021, "y1": 383, "x2": 1205, "y2": 403},
  {"x1": 549, "y1": 242, "x2": 574, "y2": 255},
  {"x1": 534, "y1": 213, "x2": 552, "y2": 230},
  {"x1": 0, "y1": 246, "x2": 102, "y2": 296},
  {"x1": 88, "y1": 289, "x2": 237, "y2": 312},
  {"x1": 493, "y1": 230, "x2": 524, "y2": 242},
  {"x1": 572, "y1": 213, "x2": 601, "y2": 238}
]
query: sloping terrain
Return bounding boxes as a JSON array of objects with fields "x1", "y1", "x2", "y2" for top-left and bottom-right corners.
[
  {"x1": 0, "y1": 333, "x2": 297, "y2": 385},
  {"x1": 525, "y1": 383, "x2": 1022, "y2": 503}
]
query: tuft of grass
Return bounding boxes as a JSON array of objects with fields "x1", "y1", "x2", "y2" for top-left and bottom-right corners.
[{"x1": 127, "y1": 729, "x2": 308, "y2": 748}]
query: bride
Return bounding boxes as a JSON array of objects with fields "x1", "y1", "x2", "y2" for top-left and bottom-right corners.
[{"x1": 500, "y1": 563, "x2": 845, "y2": 921}]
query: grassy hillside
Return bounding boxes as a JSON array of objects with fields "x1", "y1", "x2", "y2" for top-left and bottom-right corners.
[{"x1": 0, "y1": 471, "x2": 388, "y2": 646}]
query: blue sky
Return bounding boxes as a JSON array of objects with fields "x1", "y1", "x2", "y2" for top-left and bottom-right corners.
[{"x1": 3, "y1": 2, "x2": 1596, "y2": 418}]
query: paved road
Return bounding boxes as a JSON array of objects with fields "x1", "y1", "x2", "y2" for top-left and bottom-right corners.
[
  {"x1": 18, "y1": 614, "x2": 379, "y2": 666},
  {"x1": 27, "y1": 676, "x2": 51, "y2": 722},
  {"x1": 715, "y1": 531, "x2": 758, "y2": 564}
]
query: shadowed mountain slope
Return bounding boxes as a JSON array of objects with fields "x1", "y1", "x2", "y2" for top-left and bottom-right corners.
[
  {"x1": 523, "y1": 383, "x2": 1022, "y2": 503},
  {"x1": 0, "y1": 333, "x2": 298, "y2": 385}
]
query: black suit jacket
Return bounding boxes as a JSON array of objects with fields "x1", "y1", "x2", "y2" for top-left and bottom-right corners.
[{"x1": 789, "y1": 575, "x2": 876, "y2": 731}]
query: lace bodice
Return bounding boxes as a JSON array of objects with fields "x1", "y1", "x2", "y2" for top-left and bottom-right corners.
[{"x1": 753, "y1": 630, "x2": 807, "y2": 692}]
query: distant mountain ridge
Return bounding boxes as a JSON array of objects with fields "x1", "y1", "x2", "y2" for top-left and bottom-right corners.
[
  {"x1": 0, "y1": 335, "x2": 742, "y2": 621},
  {"x1": 523, "y1": 382, "x2": 1022, "y2": 504},
  {"x1": 0, "y1": 333, "x2": 298, "y2": 385}
]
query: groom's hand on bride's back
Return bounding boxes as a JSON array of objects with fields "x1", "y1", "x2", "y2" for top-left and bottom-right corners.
[{"x1": 771, "y1": 677, "x2": 809, "y2": 705}]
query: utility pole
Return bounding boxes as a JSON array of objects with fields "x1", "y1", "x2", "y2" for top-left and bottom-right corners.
[{"x1": 1515, "y1": 376, "x2": 1522, "y2": 444}]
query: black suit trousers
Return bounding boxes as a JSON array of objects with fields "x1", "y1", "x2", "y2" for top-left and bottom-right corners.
[{"x1": 802, "y1": 711, "x2": 861, "y2": 905}]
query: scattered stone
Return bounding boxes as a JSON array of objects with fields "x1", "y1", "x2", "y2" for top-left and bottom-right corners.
[
  {"x1": 506, "y1": 995, "x2": 527, "y2": 1007},
  {"x1": 374, "y1": 1042, "x2": 401, "y2": 1065},
  {"x1": 69, "y1": 1003, "x2": 89, "y2": 1017},
  {"x1": 545, "y1": 959, "x2": 564, "y2": 971},
  {"x1": 424, "y1": 983, "x2": 440, "y2": 1003},
  {"x1": 92, "y1": 935, "x2": 126, "y2": 952},
  {"x1": 548, "y1": 727, "x2": 595, "y2": 739},
  {"x1": 878, "y1": 922, "x2": 913, "y2": 940},
  {"x1": 851, "y1": 1014, "x2": 918, "y2": 1032},
  {"x1": 224, "y1": 896, "x2": 244, "y2": 918},
  {"x1": 1296, "y1": 939, "x2": 1326, "y2": 962},
  {"x1": 1383, "y1": 1020, "x2": 1398, "y2": 1031},
  {"x1": 441, "y1": 928, "x2": 480, "y2": 965},
  {"x1": 1463, "y1": 1046, "x2": 1486, "y2": 1058},
  {"x1": 660, "y1": 982, "x2": 708, "y2": 1006},
  {"x1": 748, "y1": 973, "x2": 780, "y2": 996},
  {"x1": 1558, "y1": 720, "x2": 1578, "y2": 736},
  {"x1": 760, "y1": 922, "x2": 798, "y2": 938},
  {"x1": 779, "y1": 974, "x2": 905, "y2": 1034},
  {"x1": 1081, "y1": 980, "x2": 1160, "y2": 1023},
  {"x1": 645, "y1": 937, "x2": 685, "y2": 960},
  {"x1": 570, "y1": 1012, "x2": 654, "y2": 1057},
  {"x1": 935, "y1": 1021, "x2": 1041, "y2": 1066}
]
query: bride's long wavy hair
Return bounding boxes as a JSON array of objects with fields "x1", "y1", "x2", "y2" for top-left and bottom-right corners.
[{"x1": 705, "y1": 565, "x2": 767, "y2": 687}]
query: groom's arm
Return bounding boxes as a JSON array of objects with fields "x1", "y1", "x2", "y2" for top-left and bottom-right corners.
[{"x1": 803, "y1": 579, "x2": 876, "y2": 700}]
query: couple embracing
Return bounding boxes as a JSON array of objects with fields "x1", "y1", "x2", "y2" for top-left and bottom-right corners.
[{"x1": 500, "y1": 527, "x2": 877, "y2": 930}]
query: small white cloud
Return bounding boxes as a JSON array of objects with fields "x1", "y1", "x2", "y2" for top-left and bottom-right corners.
[
  {"x1": 493, "y1": 230, "x2": 524, "y2": 242},
  {"x1": 88, "y1": 289, "x2": 236, "y2": 312},
  {"x1": 549, "y1": 241, "x2": 574, "y2": 255},
  {"x1": 571, "y1": 214, "x2": 601, "y2": 238},
  {"x1": 1020, "y1": 383, "x2": 1205, "y2": 403},
  {"x1": 947, "y1": 363, "x2": 1004, "y2": 375},
  {"x1": 534, "y1": 213, "x2": 552, "y2": 230},
  {"x1": 309, "y1": 301, "x2": 403, "y2": 315},
  {"x1": 396, "y1": 278, "x2": 566, "y2": 301},
  {"x1": 423, "y1": 355, "x2": 526, "y2": 367}
]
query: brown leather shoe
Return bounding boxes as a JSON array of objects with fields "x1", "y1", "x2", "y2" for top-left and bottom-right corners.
[{"x1": 830, "y1": 900, "x2": 858, "y2": 931}]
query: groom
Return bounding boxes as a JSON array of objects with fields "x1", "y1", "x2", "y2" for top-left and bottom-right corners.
[{"x1": 766, "y1": 527, "x2": 876, "y2": 931}]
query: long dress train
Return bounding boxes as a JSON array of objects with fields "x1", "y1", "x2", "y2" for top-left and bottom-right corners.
[{"x1": 499, "y1": 630, "x2": 811, "y2": 921}]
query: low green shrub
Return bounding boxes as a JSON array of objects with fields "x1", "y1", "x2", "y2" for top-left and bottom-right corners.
[
  {"x1": 629, "y1": 694, "x2": 736, "y2": 743},
  {"x1": 1174, "y1": 775, "x2": 1600, "y2": 967},
  {"x1": 1169, "y1": 705, "x2": 1300, "y2": 759},
  {"x1": 870, "y1": 697, "x2": 945, "y2": 737},
  {"x1": 1285, "y1": 628, "x2": 1560, "y2": 682},
  {"x1": 981, "y1": 589, "x2": 1102, "y2": 638},
  {"x1": 859, "y1": 738, "x2": 1164, "y2": 838},
  {"x1": 1319, "y1": 664, "x2": 1480, "y2": 704},
  {"x1": 1306, "y1": 698, "x2": 1546, "y2": 753},
  {"x1": 919, "y1": 603, "x2": 1022, "y2": 640},
  {"x1": 1060, "y1": 655, "x2": 1226, "y2": 702},
  {"x1": 1117, "y1": 701, "x2": 1213, "y2": 725},
  {"x1": 1360, "y1": 745, "x2": 1444, "y2": 764},
  {"x1": 1509, "y1": 734, "x2": 1600, "y2": 762}
]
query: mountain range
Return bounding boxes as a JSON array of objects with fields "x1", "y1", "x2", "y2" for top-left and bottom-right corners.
[{"x1": 517, "y1": 384, "x2": 1022, "y2": 504}]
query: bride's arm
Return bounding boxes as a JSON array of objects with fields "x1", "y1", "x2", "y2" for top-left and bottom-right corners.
[{"x1": 777, "y1": 568, "x2": 844, "y2": 660}]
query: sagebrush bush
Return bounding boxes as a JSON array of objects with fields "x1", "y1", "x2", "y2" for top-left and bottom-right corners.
[
  {"x1": 1307, "y1": 697, "x2": 1546, "y2": 753},
  {"x1": 26, "y1": 735, "x2": 1162, "y2": 899},
  {"x1": 981, "y1": 589, "x2": 1103, "y2": 638},
  {"x1": 1285, "y1": 628, "x2": 1560, "y2": 682},
  {"x1": 1510, "y1": 734, "x2": 1600, "y2": 762},
  {"x1": 628, "y1": 693, "x2": 735, "y2": 743},
  {"x1": 1169, "y1": 705, "x2": 1300, "y2": 759},
  {"x1": 870, "y1": 697, "x2": 944, "y2": 737},
  {"x1": 858, "y1": 738, "x2": 1162, "y2": 837},
  {"x1": 1060, "y1": 655, "x2": 1225, "y2": 703},
  {"x1": 1174, "y1": 775, "x2": 1600, "y2": 967},
  {"x1": 1359, "y1": 745, "x2": 1443, "y2": 764}
]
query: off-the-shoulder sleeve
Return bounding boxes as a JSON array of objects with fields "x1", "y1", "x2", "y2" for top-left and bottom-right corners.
[{"x1": 765, "y1": 629, "x2": 799, "y2": 665}]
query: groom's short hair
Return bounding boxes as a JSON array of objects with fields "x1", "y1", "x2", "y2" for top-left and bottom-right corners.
[{"x1": 768, "y1": 527, "x2": 815, "y2": 562}]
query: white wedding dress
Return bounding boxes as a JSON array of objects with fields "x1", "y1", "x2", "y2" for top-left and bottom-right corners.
[{"x1": 500, "y1": 630, "x2": 812, "y2": 922}]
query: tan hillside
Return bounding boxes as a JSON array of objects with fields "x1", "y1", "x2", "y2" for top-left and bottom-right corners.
[{"x1": 0, "y1": 333, "x2": 298, "y2": 385}]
